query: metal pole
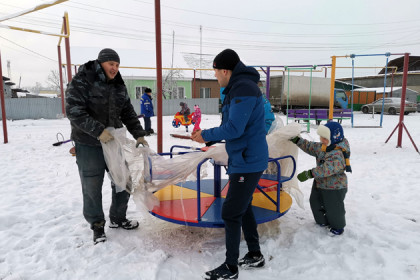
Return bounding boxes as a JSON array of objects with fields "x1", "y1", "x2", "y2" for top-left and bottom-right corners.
[
  {"x1": 155, "y1": 0, "x2": 163, "y2": 153},
  {"x1": 57, "y1": 45, "x2": 65, "y2": 116},
  {"x1": 266, "y1": 67, "x2": 271, "y2": 99},
  {"x1": 397, "y1": 53, "x2": 409, "y2": 148},
  {"x1": 63, "y1": 13, "x2": 72, "y2": 83},
  {"x1": 0, "y1": 50, "x2": 8, "y2": 143},
  {"x1": 328, "y1": 56, "x2": 336, "y2": 120}
]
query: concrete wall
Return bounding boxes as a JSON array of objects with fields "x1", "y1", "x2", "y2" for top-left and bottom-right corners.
[{"x1": 0, "y1": 98, "x2": 220, "y2": 120}]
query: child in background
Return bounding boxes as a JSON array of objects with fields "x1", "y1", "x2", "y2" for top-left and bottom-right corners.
[
  {"x1": 192, "y1": 105, "x2": 201, "y2": 132},
  {"x1": 290, "y1": 121, "x2": 351, "y2": 236},
  {"x1": 179, "y1": 102, "x2": 191, "y2": 122}
]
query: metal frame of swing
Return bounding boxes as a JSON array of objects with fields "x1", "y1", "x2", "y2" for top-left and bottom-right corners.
[{"x1": 148, "y1": 145, "x2": 297, "y2": 228}]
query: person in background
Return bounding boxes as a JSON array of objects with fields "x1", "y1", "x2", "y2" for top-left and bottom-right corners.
[
  {"x1": 140, "y1": 87, "x2": 154, "y2": 135},
  {"x1": 262, "y1": 94, "x2": 275, "y2": 134},
  {"x1": 179, "y1": 102, "x2": 191, "y2": 122},
  {"x1": 191, "y1": 49, "x2": 268, "y2": 280},
  {"x1": 192, "y1": 104, "x2": 202, "y2": 132},
  {"x1": 66, "y1": 48, "x2": 149, "y2": 245},
  {"x1": 290, "y1": 121, "x2": 351, "y2": 236}
]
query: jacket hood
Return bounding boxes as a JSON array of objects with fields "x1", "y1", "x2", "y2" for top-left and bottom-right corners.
[{"x1": 227, "y1": 61, "x2": 260, "y2": 87}]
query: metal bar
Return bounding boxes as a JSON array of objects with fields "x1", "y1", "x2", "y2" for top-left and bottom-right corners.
[
  {"x1": 402, "y1": 123, "x2": 419, "y2": 154},
  {"x1": 0, "y1": 24, "x2": 67, "y2": 37},
  {"x1": 0, "y1": 50, "x2": 8, "y2": 143},
  {"x1": 0, "y1": 0, "x2": 68, "y2": 22},
  {"x1": 397, "y1": 53, "x2": 410, "y2": 148},
  {"x1": 329, "y1": 56, "x2": 337, "y2": 120},
  {"x1": 266, "y1": 67, "x2": 270, "y2": 99},
  {"x1": 155, "y1": 0, "x2": 163, "y2": 153},
  {"x1": 57, "y1": 45, "x2": 65, "y2": 116},
  {"x1": 63, "y1": 13, "x2": 72, "y2": 83},
  {"x1": 379, "y1": 56, "x2": 390, "y2": 127}
]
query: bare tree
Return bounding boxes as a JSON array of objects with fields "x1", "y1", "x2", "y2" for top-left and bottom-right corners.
[
  {"x1": 29, "y1": 82, "x2": 43, "y2": 94},
  {"x1": 46, "y1": 70, "x2": 62, "y2": 96},
  {"x1": 162, "y1": 68, "x2": 184, "y2": 99}
]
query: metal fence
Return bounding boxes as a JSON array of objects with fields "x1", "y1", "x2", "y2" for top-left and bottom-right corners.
[{"x1": 0, "y1": 98, "x2": 220, "y2": 120}]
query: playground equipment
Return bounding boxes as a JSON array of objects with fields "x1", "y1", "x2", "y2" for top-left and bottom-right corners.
[
  {"x1": 148, "y1": 145, "x2": 296, "y2": 227},
  {"x1": 172, "y1": 112, "x2": 195, "y2": 131}
]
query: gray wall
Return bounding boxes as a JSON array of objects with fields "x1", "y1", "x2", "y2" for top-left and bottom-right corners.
[{"x1": 0, "y1": 98, "x2": 220, "y2": 120}]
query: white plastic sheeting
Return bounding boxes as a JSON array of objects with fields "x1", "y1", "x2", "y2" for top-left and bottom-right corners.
[{"x1": 102, "y1": 122, "x2": 302, "y2": 211}]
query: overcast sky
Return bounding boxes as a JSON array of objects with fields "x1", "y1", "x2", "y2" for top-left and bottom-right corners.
[{"x1": 1, "y1": 0, "x2": 420, "y2": 88}]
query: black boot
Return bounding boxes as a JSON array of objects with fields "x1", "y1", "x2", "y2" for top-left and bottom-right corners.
[
  {"x1": 238, "y1": 251, "x2": 265, "y2": 268},
  {"x1": 109, "y1": 218, "x2": 139, "y2": 230},
  {"x1": 92, "y1": 221, "x2": 106, "y2": 244}
]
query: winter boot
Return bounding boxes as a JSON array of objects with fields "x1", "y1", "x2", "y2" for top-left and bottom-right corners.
[
  {"x1": 204, "y1": 263, "x2": 238, "y2": 280},
  {"x1": 109, "y1": 218, "x2": 139, "y2": 230},
  {"x1": 238, "y1": 251, "x2": 265, "y2": 268},
  {"x1": 92, "y1": 221, "x2": 106, "y2": 245},
  {"x1": 329, "y1": 228, "x2": 344, "y2": 236}
]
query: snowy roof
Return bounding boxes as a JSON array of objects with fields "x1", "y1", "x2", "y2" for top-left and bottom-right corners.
[{"x1": 353, "y1": 86, "x2": 418, "y2": 94}]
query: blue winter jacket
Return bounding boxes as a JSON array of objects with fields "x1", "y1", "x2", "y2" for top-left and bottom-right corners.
[
  {"x1": 262, "y1": 94, "x2": 275, "y2": 134},
  {"x1": 140, "y1": 93, "x2": 154, "y2": 117},
  {"x1": 201, "y1": 61, "x2": 268, "y2": 174}
]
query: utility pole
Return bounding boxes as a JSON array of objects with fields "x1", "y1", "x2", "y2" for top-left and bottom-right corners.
[
  {"x1": 171, "y1": 30, "x2": 174, "y2": 98},
  {"x1": 7, "y1": 60, "x2": 11, "y2": 80},
  {"x1": 200, "y1": 25, "x2": 202, "y2": 96}
]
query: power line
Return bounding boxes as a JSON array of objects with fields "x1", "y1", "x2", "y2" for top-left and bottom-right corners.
[{"x1": 0, "y1": 35, "x2": 57, "y2": 62}]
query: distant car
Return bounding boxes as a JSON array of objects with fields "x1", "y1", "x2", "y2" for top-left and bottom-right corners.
[{"x1": 361, "y1": 97, "x2": 417, "y2": 115}]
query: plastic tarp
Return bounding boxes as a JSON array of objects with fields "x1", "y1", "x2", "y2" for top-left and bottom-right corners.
[{"x1": 102, "y1": 122, "x2": 303, "y2": 211}]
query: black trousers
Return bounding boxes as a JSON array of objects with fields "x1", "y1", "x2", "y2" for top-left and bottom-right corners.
[
  {"x1": 144, "y1": 117, "x2": 151, "y2": 131},
  {"x1": 223, "y1": 171, "x2": 263, "y2": 266},
  {"x1": 309, "y1": 183, "x2": 347, "y2": 229},
  {"x1": 75, "y1": 143, "x2": 130, "y2": 228}
]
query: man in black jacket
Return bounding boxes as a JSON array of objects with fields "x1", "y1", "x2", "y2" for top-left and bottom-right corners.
[{"x1": 66, "y1": 48, "x2": 148, "y2": 244}]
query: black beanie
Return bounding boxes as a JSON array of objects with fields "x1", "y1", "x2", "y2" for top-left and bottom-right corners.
[
  {"x1": 213, "y1": 49, "x2": 240, "y2": 70},
  {"x1": 97, "y1": 48, "x2": 120, "y2": 63}
]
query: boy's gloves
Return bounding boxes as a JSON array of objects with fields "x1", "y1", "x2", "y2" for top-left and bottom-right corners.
[
  {"x1": 290, "y1": 136, "x2": 300, "y2": 144},
  {"x1": 136, "y1": 137, "x2": 149, "y2": 147},
  {"x1": 98, "y1": 129, "x2": 114, "y2": 143},
  {"x1": 297, "y1": 170, "x2": 313, "y2": 182}
]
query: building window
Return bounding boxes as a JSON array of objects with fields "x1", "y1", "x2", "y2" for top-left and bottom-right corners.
[
  {"x1": 177, "y1": 87, "x2": 185, "y2": 99},
  {"x1": 200, "y1": 88, "x2": 211, "y2": 98},
  {"x1": 136, "y1": 86, "x2": 149, "y2": 99}
]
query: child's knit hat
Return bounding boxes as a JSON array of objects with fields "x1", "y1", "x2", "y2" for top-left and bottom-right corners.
[{"x1": 317, "y1": 121, "x2": 344, "y2": 146}]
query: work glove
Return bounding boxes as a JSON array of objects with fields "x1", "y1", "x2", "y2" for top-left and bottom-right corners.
[
  {"x1": 136, "y1": 137, "x2": 149, "y2": 147},
  {"x1": 297, "y1": 170, "x2": 313, "y2": 182},
  {"x1": 290, "y1": 136, "x2": 300, "y2": 144},
  {"x1": 98, "y1": 129, "x2": 114, "y2": 143}
]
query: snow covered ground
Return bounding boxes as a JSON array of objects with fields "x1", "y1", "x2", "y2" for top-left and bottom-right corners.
[{"x1": 1, "y1": 111, "x2": 420, "y2": 280}]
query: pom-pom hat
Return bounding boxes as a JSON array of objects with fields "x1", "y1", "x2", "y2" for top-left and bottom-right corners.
[{"x1": 317, "y1": 121, "x2": 344, "y2": 146}]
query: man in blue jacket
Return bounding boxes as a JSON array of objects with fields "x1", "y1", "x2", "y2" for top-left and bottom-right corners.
[
  {"x1": 140, "y1": 88, "x2": 154, "y2": 135},
  {"x1": 191, "y1": 49, "x2": 268, "y2": 280}
]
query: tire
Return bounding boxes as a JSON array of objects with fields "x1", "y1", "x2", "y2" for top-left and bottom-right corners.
[
  {"x1": 404, "y1": 112, "x2": 409, "y2": 115},
  {"x1": 362, "y1": 106, "x2": 369, "y2": 114},
  {"x1": 172, "y1": 119, "x2": 180, "y2": 128},
  {"x1": 388, "y1": 107, "x2": 397, "y2": 115}
]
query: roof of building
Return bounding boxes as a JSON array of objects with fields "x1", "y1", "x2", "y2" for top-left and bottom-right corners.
[{"x1": 378, "y1": 56, "x2": 420, "y2": 74}]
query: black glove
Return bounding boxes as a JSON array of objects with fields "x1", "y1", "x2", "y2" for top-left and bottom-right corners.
[
  {"x1": 297, "y1": 170, "x2": 313, "y2": 182},
  {"x1": 290, "y1": 136, "x2": 300, "y2": 144}
]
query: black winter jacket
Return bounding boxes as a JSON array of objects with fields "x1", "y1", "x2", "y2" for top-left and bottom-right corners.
[{"x1": 65, "y1": 60, "x2": 145, "y2": 146}]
